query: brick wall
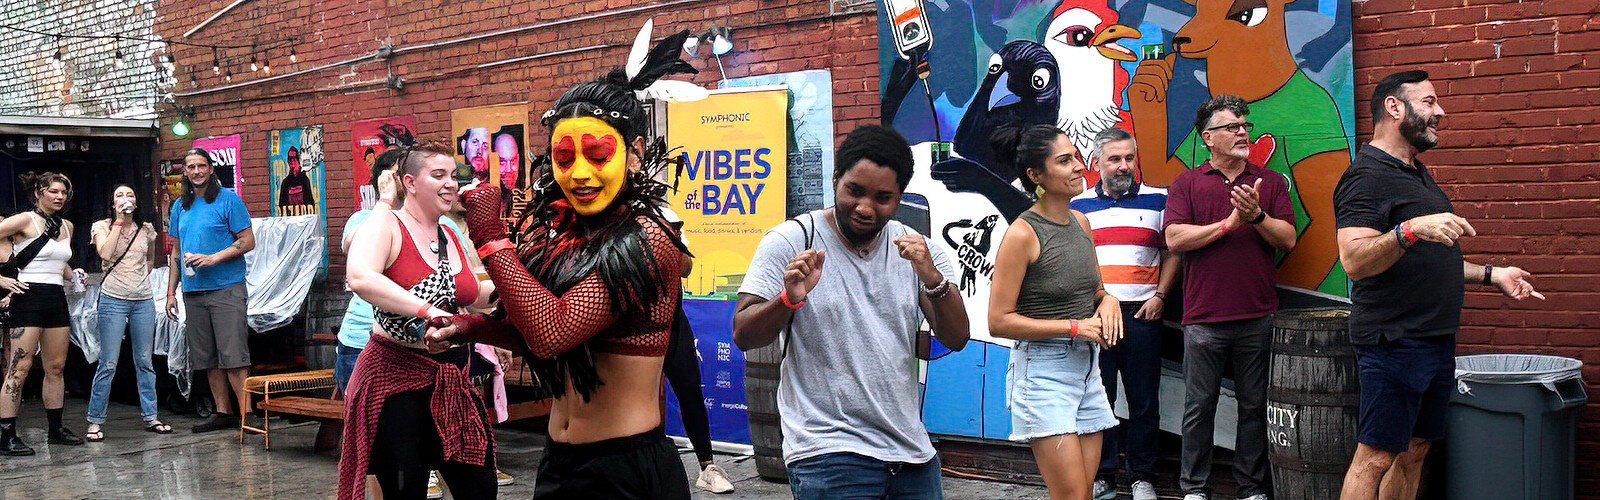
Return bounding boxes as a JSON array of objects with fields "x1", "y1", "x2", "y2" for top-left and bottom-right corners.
[
  {"x1": 149, "y1": 0, "x2": 1598, "y2": 489},
  {"x1": 0, "y1": 0, "x2": 168, "y2": 117},
  {"x1": 1350, "y1": 0, "x2": 1600, "y2": 492}
]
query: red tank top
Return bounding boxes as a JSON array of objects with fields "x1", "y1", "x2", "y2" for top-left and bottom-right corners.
[{"x1": 382, "y1": 217, "x2": 478, "y2": 307}]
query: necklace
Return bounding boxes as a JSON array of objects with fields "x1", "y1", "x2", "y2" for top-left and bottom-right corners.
[{"x1": 399, "y1": 210, "x2": 441, "y2": 253}]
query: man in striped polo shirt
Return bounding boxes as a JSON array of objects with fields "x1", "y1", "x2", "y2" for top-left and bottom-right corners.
[{"x1": 1071, "y1": 127, "x2": 1179, "y2": 500}]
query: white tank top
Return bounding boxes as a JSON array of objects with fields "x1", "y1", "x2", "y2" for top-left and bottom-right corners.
[{"x1": 13, "y1": 216, "x2": 71, "y2": 286}]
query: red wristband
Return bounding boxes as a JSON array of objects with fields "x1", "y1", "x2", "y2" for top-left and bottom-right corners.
[
  {"x1": 1069, "y1": 319, "x2": 1080, "y2": 337},
  {"x1": 778, "y1": 289, "x2": 806, "y2": 310},
  {"x1": 477, "y1": 239, "x2": 514, "y2": 260},
  {"x1": 1401, "y1": 221, "x2": 1419, "y2": 245},
  {"x1": 416, "y1": 303, "x2": 433, "y2": 319}
]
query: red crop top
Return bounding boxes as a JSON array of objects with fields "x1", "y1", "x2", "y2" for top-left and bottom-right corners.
[{"x1": 383, "y1": 217, "x2": 478, "y2": 308}]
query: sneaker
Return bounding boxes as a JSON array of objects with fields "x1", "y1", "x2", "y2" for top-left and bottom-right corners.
[
  {"x1": 496, "y1": 468, "x2": 515, "y2": 486},
  {"x1": 695, "y1": 463, "x2": 735, "y2": 494},
  {"x1": 190, "y1": 414, "x2": 234, "y2": 433},
  {"x1": 1131, "y1": 480, "x2": 1157, "y2": 500},
  {"x1": 1238, "y1": 495, "x2": 1268, "y2": 500},
  {"x1": 1092, "y1": 479, "x2": 1116, "y2": 500},
  {"x1": 1184, "y1": 494, "x2": 1209, "y2": 500},
  {"x1": 426, "y1": 471, "x2": 443, "y2": 499}
]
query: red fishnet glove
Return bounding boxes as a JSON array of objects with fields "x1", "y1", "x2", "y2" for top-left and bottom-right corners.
[{"x1": 461, "y1": 185, "x2": 508, "y2": 245}]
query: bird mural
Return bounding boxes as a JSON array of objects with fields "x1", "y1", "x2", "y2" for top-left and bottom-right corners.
[
  {"x1": 1043, "y1": 0, "x2": 1140, "y2": 160},
  {"x1": 931, "y1": 40, "x2": 1060, "y2": 222}
]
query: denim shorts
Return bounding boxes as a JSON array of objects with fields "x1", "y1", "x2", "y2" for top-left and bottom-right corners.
[{"x1": 1007, "y1": 339, "x2": 1119, "y2": 441}]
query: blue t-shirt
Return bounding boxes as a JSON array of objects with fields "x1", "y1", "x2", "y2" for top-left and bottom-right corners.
[
  {"x1": 336, "y1": 210, "x2": 464, "y2": 349},
  {"x1": 169, "y1": 188, "x2": 252, "y2": 292}
]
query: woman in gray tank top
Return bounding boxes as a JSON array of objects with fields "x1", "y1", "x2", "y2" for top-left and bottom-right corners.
[{"x1": 988, "y1": 125, "x2": 1125, "y2": 500}]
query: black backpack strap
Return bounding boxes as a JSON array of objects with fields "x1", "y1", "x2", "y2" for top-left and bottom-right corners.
[{"x1": 779, "y1": 213, "x2": 817, "y2": 359}]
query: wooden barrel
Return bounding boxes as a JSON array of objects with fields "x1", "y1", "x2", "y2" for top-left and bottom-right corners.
[
  {"x1": 1268, "y1": 307, "x2": 1357, "y2": 500},
  {"x1": 743, "y1": 342, "x2": 789, "y2": 482}
]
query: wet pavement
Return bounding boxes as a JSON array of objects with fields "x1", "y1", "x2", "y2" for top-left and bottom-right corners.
[{"x1": 0, "y1": 398, "x2": 1053, "y2": 498}]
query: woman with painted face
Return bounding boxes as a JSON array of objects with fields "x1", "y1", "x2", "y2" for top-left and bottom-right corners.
[
  {"x1": 0, "y1": 172, "x2": 88, "y2": 455},
  {"x1": 85, "y1": 185, "x2": 169, "y2": 441},
  {"x1": 339, "y1": 141, "x2": 498, "y2": 499},
  {"x1": 426, "y1": 21, "x2": 702, "y2": 499},
  {"x1": 987, "y1": 124, "x2": 1125, "y2": 500}
]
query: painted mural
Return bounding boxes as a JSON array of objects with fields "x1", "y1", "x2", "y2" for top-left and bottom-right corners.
[{"x1": 877, "y1": 0, "x2": 1353, "y2": 440}]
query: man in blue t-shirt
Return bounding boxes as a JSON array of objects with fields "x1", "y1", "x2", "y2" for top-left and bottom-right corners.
[{"x1": 167, "y1": 148, "x2": 255, "y2": 434}]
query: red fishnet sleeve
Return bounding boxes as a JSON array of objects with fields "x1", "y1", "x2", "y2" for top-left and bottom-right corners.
[
  {"x1": 601, "y1": 219, "x2": 684, "y2": 356},
  {"x1": 473, "y1": 247, "x2": 619, "y2": 359}
]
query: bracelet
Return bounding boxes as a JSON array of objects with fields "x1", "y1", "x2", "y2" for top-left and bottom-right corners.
[
  {"x1": 1393, "y1": 224, "x2": 1407, "y2": 248},
  {"x1": 1248, "y1": 212, "x2": 1266, "y2": 224},
  {"x1": 1069, "y1": 319, "x2": 1080, "y2": 338},
  {"x1": 416, "y1": 303, "x2": 433, "y2": 319},
  {"x1": 1401, "y1": 221, "x2": 1420, "y2": 246},
  {"x1": 477, "y1": 239, "x2": 514, "y2": 260},
  {"x1": 1481, "y1": 264, "x2": 1494, "y2": 285},
  {"x1": 778, "y1": 289, "x2": 806, "y2": 310},
  {"x1": 921, "y1": 279, "x2": 952, "y2": 299}
]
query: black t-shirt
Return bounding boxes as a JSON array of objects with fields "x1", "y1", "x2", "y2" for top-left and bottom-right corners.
[{"x1": 1334, "y1": 145, "x2": 1464, "y2": 345}]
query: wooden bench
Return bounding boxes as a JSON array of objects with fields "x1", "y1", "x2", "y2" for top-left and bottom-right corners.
[{"x1": 242, "y1": 369, "x2": 336, "y2": 450}]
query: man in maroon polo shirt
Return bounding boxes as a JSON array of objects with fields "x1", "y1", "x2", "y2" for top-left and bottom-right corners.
[{"x1": 1162, "y1": 95, "x2": 1297, "y2": 500}]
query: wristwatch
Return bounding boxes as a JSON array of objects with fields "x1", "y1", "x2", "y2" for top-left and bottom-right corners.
[
  {"x1": 1248, "y1": 212, "x2": 1266, "y2": 224},
  {"x1": 1481, "y1": 264, "x2": 1494, "y2": 285}
]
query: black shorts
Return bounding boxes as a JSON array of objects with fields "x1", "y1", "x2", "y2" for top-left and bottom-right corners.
[
  {"x1": 1355, "y1": 335, "x2": 1456, "y2": 454},
  {"x1": 533, "y1": 427, "x2": 690, "y2": 500},
  {"x1": 7, "y1": 283, "x2": 69, "y2": 328}
]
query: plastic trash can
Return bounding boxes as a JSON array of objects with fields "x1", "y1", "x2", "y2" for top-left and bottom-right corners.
[{"x1": 1447, "y1": 354, "x2": 1586, "y2": 500}]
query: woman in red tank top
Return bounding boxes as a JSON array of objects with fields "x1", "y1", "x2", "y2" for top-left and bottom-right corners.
[
  {"x1": 339, "y1": 142, "x2": 497, "y2": 500},
  {"x1": 427, "y1": 20, "x2": 702, "y2": 499}
]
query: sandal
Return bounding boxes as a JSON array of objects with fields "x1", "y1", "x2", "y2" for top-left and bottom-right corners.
[
  {"x1": 145, "y1": 420, "x2": 174, "y2": 434},
  {"x1": 85, "y1": 425, "x2": 105, "y2": 442}
]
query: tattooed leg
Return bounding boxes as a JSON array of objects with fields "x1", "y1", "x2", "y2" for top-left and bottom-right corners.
[{"x1": 0, "y1": 327, "x2": 41, "y2": 419}]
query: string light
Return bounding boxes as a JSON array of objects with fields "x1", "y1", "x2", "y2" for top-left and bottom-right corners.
[
  {"x1": 212, "y1": 48, "x2": 220, "y2": 74},
  {"x1": 249, "y1": 51, "x2": 258, "y2": 72},
  {"x1": 224, "y1": 69, "x2": 233, "y2": 83},
  {"x1": 288, "y1": 47, "x2": 297, "y2": 63},
  {"x1": 261, "y1": 50, "x2": 270, "y2": 74}
]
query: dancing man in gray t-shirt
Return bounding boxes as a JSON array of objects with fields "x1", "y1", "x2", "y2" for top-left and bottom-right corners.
[{"x1": 734, "y1": 126, "x2": 970, "y2": 500}]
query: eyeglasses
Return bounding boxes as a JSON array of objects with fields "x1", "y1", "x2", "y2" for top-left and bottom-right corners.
[{"x1": 1205, "y1": 121, "x2": 1254, "y2": 134}]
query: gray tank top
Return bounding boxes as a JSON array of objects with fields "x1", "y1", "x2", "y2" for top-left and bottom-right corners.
[{"x1": 1014, "y1": 210, "x2": 1101, "y2": 321}]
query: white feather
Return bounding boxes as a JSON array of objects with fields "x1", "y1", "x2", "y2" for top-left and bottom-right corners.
[
  {"x1": 625, "y1": 19, "x2": 654, "y2": 81},
  {"x1": 636, "y1": 80, "x2": 709, "y2": 102}
]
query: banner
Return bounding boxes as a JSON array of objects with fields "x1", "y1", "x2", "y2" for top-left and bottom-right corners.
[
  {"x1": 350, "y1": 116, "x2": 419, "y2": 211},
  {"x1": 268, "y1": 125, "x2": 328, "y2": 264},
  {"x1": 724, "y1": 70, "x2": 834, "y2": 216},
  {"x1": 191, "y1": 134, "x2": 242, "y2": 192},
  {"x1": 668, "y1": 88, "x2": 789, "y2": 297},
  {"x1": 451, "y1": 104, "x2": 530, "y2": 218},
  {"x1": 661, "y1": 87, "x2": 788, "y2": 448},
  {"x1": 878, "y1": 0, "x2": 1355, "y2": 441}
]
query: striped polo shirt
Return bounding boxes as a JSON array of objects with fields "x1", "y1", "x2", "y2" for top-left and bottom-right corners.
[{"x1": 1070, "y1": 182, "x2": 1168, "y2": 302}]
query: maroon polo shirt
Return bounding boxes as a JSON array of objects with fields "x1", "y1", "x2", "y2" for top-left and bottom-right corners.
[{"x1": 1162, "y1": 161, "x2": 1294, "y2": 324}]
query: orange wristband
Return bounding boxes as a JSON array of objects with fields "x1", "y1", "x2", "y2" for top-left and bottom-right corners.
[
  {"x1": 1069, "y1": 319, "x2": 1079, "y2": 337},
  {"x1": 477, "y1": 239, "x2": 513, "y2": 260},
  {"x1": 416, "y1": 303, "x2": 433, "y2": 319},
  {"x1": 779, "y1": 289, "x2": 806, "y2": 310}
]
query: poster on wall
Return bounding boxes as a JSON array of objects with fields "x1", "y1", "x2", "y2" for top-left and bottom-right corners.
[
  {"x1": 724, "y1": 70, "x2": 835, "y2": 216},
  {"x1": 662, "y1": 87, "x2": 789, "y2": 448},
  {"x1": 268, "y1": 125, "x2": 329, "y2": 263},
  {"x1": 450, "y1": 103, "x2": 529, "y2": 217},
  {"x1": 350, "y1": 116, "x2": 419, "y2": 211},
  {"x1": 878, "y1": 0, "x2": 1354, "y2": 440},
  {"x1": 191, "y1": 134, "x2": 243, "y2": 191}
]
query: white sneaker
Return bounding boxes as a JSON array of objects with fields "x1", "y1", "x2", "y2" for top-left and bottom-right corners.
[
  {"x1": 695, "y1": 463, "x2": 735, "y2": 494},
  {"x1": 1132, "y1": 480, "x2": 1157, "y2": 500},
  {"x1": 1184, "y1": 494, "x2": 1208, "y2": 500},
  {"x1": 426, "y1": 471, "x2": 444, "y2": 499},
  {"x1": 1238, "y1": 495, "x2": 1268, "y2": 500},
  {"x1": 496, "y1": 468, "x2": 515, "y2": 486},
  {"x1": 1092, "y1": 479, "x2": 1116, "y2": 500}
]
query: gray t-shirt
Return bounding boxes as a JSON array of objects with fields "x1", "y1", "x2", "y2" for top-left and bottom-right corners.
[{"x1": 739, "y1": 209, "x2": 957, "y2": 465}]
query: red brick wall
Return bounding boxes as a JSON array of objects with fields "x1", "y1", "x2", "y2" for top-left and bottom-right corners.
[
  {"x1": 1350, "y1": 1, "x2": 1600, "y2": 492},
  {"x1": 157, "y1": 0, "x2": 1599, "y2": 490}
]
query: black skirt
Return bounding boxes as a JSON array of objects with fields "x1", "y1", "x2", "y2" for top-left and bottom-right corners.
[{"x1": 7, "y1": 283, "x2": 70, "y2": 328}]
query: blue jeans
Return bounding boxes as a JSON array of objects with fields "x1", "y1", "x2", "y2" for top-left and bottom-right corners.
[
  {"x1": 87, "y1": 294, "x2": 158, "y2": 424},
  {"x1": 1097, "y1": 303, "x2": 1164, "y2": 483},
  {"x1": 788, "y1": 452, "x2": 943, "y2": 500},
  {"x1": 334, "y1": 343, "x2": 362, "y2": 394}
]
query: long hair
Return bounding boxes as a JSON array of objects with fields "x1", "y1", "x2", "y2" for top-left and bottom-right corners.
[
  {"x1": 106, "y1": 184, "x2": 152, "y2": 228},
  {"x1": 991, "y1": 124, "x2": 1069, "y2": 193},
  {"x1": 181, "y1": 148, "x2": 221, "y2": 209}
]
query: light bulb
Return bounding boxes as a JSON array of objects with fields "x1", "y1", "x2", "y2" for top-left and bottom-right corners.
[
  {"x1": 683, "y1": 36, "x2": 700, "y2": 57},
  {"x1": 712, "y1": 34, "x2": 733, "y2": 56}
]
